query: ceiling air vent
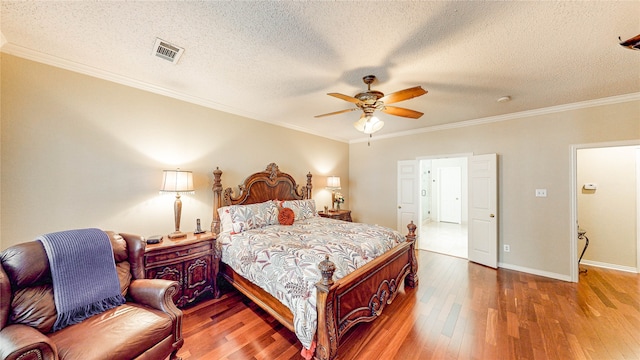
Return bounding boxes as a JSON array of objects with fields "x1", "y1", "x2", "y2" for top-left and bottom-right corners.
[{"x1": 152, "y1": 38, "x2": 184, "y2": 64}]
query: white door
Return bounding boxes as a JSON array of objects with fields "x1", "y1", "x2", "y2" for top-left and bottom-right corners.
[
  {"x1": 397, "y1": 160, "x2": 419, "y2": 235},
  {"x1": 438, "y1": 166, "x2": 462, "y2": 224},
  {"x1": 468, "y1": 154, "x2": 498, "y2": 268}
]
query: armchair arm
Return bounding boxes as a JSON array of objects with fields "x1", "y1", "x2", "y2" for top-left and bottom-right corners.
[
  {"x1": 0, "y1": 324, "x2": 57, "y2": 360},
  {"x1": 128, "y1": 279, "x2": 179, "y2": 312},
  {"x1": 128, "y1": 279, "x2": 183, "y2": 346}
]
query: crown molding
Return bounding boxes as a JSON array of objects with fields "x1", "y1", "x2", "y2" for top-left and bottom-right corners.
[
  {"x1": 1, "y1": 44, "x2": 348, "y2": 143},
  {"x1": 1, "y1": 44, "x2": 258, "y2": 116},
  {"x1": 350, "y1": 92, "x2": 640, "y2": 144}
]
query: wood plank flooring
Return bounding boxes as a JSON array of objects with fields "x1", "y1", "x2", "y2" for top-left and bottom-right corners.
[{"x1": 177, "y1": 250, "x2": 640, "y2": 359}]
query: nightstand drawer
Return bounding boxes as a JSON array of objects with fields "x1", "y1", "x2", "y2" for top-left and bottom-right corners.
[{"x1": 145, "y1": 242, "x2": 212, "y2": 263}]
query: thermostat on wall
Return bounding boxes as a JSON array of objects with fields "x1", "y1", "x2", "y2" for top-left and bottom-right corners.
[{"x1": 583, "y1": 183, "x2": 598, "y2": 190}]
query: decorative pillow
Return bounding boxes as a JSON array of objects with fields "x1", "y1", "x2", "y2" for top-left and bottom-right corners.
[
  {"x1": 217, "y1": 206, "x2": 234, "y2": 233},
  {"x1": 278, "y1": 207, "x2": 295, "y2": 225},
  {"x1": 281, "y1": 199, "x2": 316, "y2": 221},
  {"x1": 226, "y1": 201, "x2": 278, "y2": 234}
]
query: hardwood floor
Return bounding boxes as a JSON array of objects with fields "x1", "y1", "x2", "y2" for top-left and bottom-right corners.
[{"x1": 177, "y1": 250, "x2": 640, "y2": 359}]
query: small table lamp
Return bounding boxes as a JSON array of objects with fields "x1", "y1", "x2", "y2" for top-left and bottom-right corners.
[
  {"x1": 326, "y1": 176, "x2": 341, "y2": 210},
  {"x1": 160, "y1": 169, "x2": 194, "y2": 239}
]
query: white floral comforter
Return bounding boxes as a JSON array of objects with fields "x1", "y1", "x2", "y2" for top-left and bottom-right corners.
[{"x1": 217, "y1": 216, "x2": 405, "y2": 350}]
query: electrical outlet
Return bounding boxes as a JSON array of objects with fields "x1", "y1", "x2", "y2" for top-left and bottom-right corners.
[
  {"x1": 535, "y1": 189, "x2": 547, "y2": 197},
  {"x1": 504, "y1": 244, "x2": 510, "y2": 252}
]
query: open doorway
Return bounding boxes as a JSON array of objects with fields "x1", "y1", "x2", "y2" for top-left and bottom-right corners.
[
  {"x1": 576, "y1": 145, "x2": 639, "y2": 274},
  {"x1": 419, "y1": 156, "x2": 469, "y2": 258},
  {"x1": 571, "y1": 141, "x2": 640, "y2": 282}
]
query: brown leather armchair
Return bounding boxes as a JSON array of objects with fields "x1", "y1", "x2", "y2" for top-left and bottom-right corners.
[{"x1": 0, "y1": 231, "x2": 183, "y2": 360}]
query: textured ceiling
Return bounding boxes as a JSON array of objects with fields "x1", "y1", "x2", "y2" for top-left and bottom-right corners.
[{"x1": 1, "y1": 1, "x2": 639, "y2": 142}]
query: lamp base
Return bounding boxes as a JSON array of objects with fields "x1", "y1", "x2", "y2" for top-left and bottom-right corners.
[{"x1": 168, "y1": 231, "x2": 187, "y2": 239}]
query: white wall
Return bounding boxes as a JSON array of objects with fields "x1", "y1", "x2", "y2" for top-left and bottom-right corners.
[
  {"x1": 577, "y1": 146, "x2": 638, "y2": 269},
  {"x1": 0, "y1": 54, "x2": 349, "y2": 249},
  {"x1": 349, "y1": 99, "x2": 640, "y2": 279}
]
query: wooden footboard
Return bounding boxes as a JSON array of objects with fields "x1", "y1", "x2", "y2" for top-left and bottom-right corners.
[{"x1": 315, "y1": 221, "x2": 418, "y2": 360}]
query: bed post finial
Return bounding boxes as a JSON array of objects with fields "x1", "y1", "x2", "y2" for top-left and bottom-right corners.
[
  {"x1": 211, "y1": 167, "x2": 223, "y2": 234},
  {"x1": 317, "y1": 255, "x2": 335, "y2": 289},
  {"x1": 405, "y1": 221, "x2": 419, "y2": 287},
  {"x1": 316, "y1": 254, "x2": 338, "y2": 360},
  {"x1": 407, "y1": 221, "x2": 417, "y2": 240},
  {"x1": 305, "y1": 172, "x2": 313, "y2": 199}
]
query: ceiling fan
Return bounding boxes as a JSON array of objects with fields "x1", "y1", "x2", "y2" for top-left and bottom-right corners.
[{"x1": 315, "y1": 75, "x2": 427, "y2": 134}]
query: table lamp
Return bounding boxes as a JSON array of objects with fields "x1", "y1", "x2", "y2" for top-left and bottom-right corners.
[
  {"x1": 160, "y1": 169, "x2": 194, "y2": 239},
  {"x1": 326, "y1": 176, "x2": 341, "y2": 210}
]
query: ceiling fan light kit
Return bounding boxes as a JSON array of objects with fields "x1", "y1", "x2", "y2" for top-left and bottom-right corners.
[
  {"x1": 316, "y1": 75, "x2": 427, "y2": 135},
  {"x1": 354, "y1": 115, "x2": 384, "y2": 134}
]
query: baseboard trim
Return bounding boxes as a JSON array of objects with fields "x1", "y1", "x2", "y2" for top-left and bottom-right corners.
[
  {"x1": 580, "y1": 260, "x2": 639, "y2": 274},
  {"x1": 498, "y1": 262, "x2": 572, "y2": 282}
]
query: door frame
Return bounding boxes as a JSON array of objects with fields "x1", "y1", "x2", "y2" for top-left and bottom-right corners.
[{"x1": 570, "y1": 139, "x2": 640, "y2": 282}]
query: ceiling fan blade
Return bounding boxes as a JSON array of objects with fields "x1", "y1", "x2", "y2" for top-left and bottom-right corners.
[
  {"x1": 328, "y1": 93, "x2": 362, "y2": 104},
  {"x1": 379, "y1": 86, "x2": 427, "y2": 104},
  {"x1": 382, "y1": 106, "x2": 424, "y2": 119},
  {"x1": 314, "y1": 108, "x2": 358, "y2": 118}
]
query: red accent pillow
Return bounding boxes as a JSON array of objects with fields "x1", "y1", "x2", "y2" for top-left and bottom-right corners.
[{"x1": 278, "y1": 207, "x2": 295, "y2": 225}]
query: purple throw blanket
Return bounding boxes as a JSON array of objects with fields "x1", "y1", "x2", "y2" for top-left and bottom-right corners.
[{"x1": 37, "y1": 228, "x2": 126, "y2": 331}]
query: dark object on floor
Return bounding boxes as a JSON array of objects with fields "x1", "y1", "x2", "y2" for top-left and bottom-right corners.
[{"x1": 578, "y1": 228, "x2": 590, "y2": 274}]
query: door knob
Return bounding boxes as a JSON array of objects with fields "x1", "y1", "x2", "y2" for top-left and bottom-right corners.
[
  {"x1": 398, "y1": 206, "x2": 402, "y2": 209},
  {"x1": 490, "y1": 214, "x2": 495, "y2": 218}
]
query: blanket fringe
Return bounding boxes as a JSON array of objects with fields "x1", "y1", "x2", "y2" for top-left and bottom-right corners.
[{"x1": 53, "y1": 294, "x2": 125, "y2": 331}]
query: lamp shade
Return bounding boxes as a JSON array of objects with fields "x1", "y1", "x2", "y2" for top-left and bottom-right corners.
[
  {"x1": 326, "y1": 176, "x2": 341, "y2": 189},
  {"x1": 160, "y1": 169, "x2": 194, "y2": 193},
  {"x1": 353, "y1": 114, "x2": 367, "y2": 132}
]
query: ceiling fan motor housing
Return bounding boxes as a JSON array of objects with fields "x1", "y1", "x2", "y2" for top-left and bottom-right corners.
[
  {"x1": 358, "y1": 75, "x2": 384, "y2": 104},
  {"x1": 355, "y1": 91, "x2": 384, "y2": 104}
]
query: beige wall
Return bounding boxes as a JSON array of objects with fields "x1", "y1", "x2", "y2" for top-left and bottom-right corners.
[
  {"x1": 577, "y1": 146, "x2": 638, "y2": 268},
  {"x1": 349, "y1": 100, "x2": 640, "y2": 279},
  {"x1": 0, "y1": 54, "x2": 349, "y2": 249},
  {"x1": 2, "y1": 54, "x2": 639, "y2": 280}
]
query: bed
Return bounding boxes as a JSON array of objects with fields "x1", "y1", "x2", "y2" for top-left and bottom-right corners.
[{"x1": 210, "y1": 163, "x2": 418, "y2": 360}]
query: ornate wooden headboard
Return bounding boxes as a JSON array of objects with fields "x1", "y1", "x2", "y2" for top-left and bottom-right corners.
[{"x1": 211, "y1": 163, "x2": 312, "y2": 234}]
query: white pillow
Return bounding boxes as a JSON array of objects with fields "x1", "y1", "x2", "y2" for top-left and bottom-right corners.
[
  {"x1": 224, "y1": 201, "x2": 279, "y2": 234},
  {"x1": 281, "y1": 199, "x2": 317, "y2": 221},
  {"x1": 217, "y1": 206, "x2": 233, "y2": 233}
]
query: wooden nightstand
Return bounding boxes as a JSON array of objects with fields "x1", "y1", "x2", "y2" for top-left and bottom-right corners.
[
  {"x1": 144, "y1": 232, "x2": 220, "y2": 308},
  {"x1": 318, "y1": 209, "x2": 352, "y2": 222}
]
